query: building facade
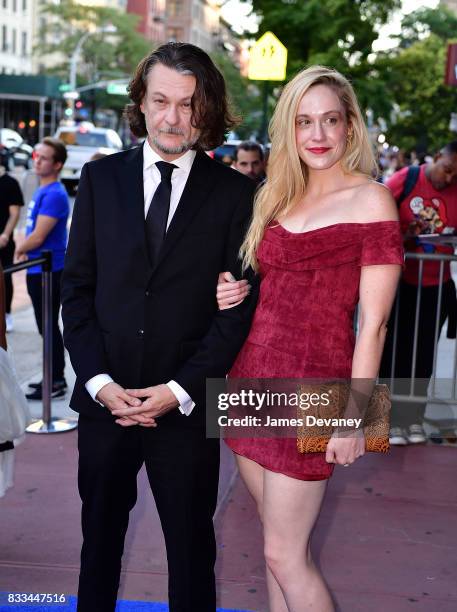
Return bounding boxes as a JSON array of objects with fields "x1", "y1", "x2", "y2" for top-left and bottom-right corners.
[
  {"x1": 127, "y1": 0, "x2": 223, "y2": 52},
  {"x1": 440, "y1": 0, "x2": 457, "y2": 13},
  {"x1": 126, "y1": 0, "x2": 166, "y2": 42},
  {"x1": 1, "y1": 0, "x2": 129, "y2": 76},
  {"x1": 77, "y1": 0, "x2": 127, "y2": 8},
  {"x1": 167, "y1": 0, "x2": 220, "y2": 51},
  {"x1": 0, "y1": 0, "x2": 36, "y2": 74}
]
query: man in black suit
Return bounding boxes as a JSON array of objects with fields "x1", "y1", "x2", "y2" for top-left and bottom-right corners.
[{"x1": 61, "y1": 43, "x2": 257, "y2": 612}]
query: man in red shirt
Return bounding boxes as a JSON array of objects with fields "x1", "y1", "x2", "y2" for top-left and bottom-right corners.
[{"x1": 380, "y1": 141, "x2": 457, "y2": 445}]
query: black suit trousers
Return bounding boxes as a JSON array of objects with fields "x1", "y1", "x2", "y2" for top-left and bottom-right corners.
[{"x1": 77, "y1": 415, "x2": 220, "y2": 612}]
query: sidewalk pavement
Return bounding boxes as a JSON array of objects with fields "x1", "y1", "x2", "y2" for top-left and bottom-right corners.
[{"x1": 1, "y1": 247, "x2": 457, "y2": 611}]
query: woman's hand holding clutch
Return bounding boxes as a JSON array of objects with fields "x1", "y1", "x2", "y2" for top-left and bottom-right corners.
[{"x1": 325, "y1": 429, "x2": 365, "y2": 466}]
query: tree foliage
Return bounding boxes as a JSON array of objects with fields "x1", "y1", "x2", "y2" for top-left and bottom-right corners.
[
  {"x1": 236, "y1": 0, "x2": 401, "y2": 136},
  {"x1": 35, "y1": 0, "x2": 457, "y2": 150},
  {"x1": 374, "y1": 7, "x2": 457, "y2": 153},
  {"x1": 396, "y1": 6, "x2": 457, "y2": 49},
  {"x1": 36, "y1": 0, "x2": 151, "y2": 85},
  {"x1": 376, "y1": 35, "x2": 455, "y2": 153},
  {"x1": 245, "y1": 0, "x2": 457, "y2": 152},
  {"x1": 35, "y1": 0, "x2": 151, "y2": 121},
  {"x1": 245, "y1": 0, "x2": 400, "y2": 95},
  {"x1": 212, "y1": 52, "x2": 269, "y2": 139}
]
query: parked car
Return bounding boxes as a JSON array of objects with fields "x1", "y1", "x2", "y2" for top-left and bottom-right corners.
[
  {"x1": 54, "y1": 124, "x2": 123, "y2": 193},
  {"x1": 0, "y1": 128, "x2": 33, "y2": 169},
  {"x1": 210, "y1": 140, "x2": 241, "y2": 165}
]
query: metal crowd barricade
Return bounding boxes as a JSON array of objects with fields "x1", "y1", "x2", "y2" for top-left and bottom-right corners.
[
  {"x1": 385, "y1": 251, "x2": 457, "y2": 407},
  {"x1": 3, "y1": 250, "x2": 77, "y2": 434}
]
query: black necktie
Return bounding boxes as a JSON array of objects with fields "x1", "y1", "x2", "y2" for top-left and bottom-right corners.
[{"x1": 145, "y1": 161, "x2": 177, "y2": 267}]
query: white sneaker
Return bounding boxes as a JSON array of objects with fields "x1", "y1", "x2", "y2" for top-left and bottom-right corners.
[
  {"x1": 407, "y1": 424, "x2": 426, "y2": 444},
  {"x1": 389, "y1": 426, "x2": 408, "y2": 445},
  {"x1": 5, "y1": 314, "x2": 13, "y2": 333}
]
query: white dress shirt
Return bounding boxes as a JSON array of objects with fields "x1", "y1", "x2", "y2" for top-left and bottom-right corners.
[{"x1": 85, "y1": 140, "x2": 197, "y2": 415}]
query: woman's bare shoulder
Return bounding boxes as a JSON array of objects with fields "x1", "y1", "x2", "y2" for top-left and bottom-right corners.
[{"x1": 351, "y1": 180, "x2": 398, "y2": 223}]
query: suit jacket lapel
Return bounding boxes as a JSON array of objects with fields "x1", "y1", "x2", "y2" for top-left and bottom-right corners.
[
  {"x1": 152, "y1": 150, "x2": 217, "y2": 272},
  {"x1": 117, "y1": 145, "x2": 152, "y2": 272}
]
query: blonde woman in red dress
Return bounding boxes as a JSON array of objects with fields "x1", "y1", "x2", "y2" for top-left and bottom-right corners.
[{"x1": 217, "y1": 66, "x2": 404, "y2": 611}]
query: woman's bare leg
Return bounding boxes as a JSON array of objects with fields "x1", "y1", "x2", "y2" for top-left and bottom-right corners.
[
  {"x1": 263, "y1": 470, "x2": 334, "y2": 611},
  {"x1": 236, "y1": 455, "x2": 288, "y2": 612}
]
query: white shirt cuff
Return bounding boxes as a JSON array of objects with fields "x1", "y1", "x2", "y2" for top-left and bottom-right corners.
[
  {"x1": 86, "y1": 374, "x2": 114, "y2": 405},
  {"x1": 167, "y1": 380, "x2": 195, "y2": 416}
]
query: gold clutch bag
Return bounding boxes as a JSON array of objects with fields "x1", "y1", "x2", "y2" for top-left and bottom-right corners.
[{"x1": 297, "y1": 383, "x2": 391, "y2": 453}]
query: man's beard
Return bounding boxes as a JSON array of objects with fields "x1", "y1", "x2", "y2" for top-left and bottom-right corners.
[{"x1": 151, "y1": 128, "x2": 198, "y2": 155}]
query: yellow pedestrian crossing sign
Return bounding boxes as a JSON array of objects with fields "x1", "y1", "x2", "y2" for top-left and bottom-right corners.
[{"x1": 248, "y1": 31, "x2": 288, "y2": 81}]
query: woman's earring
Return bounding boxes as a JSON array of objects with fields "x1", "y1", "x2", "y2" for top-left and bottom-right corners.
[{"x1": 347, "y1": 131, "x2": 353, "y2": 146}]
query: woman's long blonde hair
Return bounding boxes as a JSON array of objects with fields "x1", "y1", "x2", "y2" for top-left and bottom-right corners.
[{"x1": 241, "y1": 65, "x2": 377, "y2": 271}]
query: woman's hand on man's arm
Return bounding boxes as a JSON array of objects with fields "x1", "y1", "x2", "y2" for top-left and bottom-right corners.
[{"x1": 216, "y1": 271, "x2": 251, "y2": 310}]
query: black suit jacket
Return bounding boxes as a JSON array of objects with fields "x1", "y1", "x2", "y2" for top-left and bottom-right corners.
[{"x1": 61, "y1": 146, "x2": 258, "y2": 427}]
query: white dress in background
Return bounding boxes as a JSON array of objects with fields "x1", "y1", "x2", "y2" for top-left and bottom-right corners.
[{"x1": 0, "y1": 347, "x2": 31, "y2": 498}]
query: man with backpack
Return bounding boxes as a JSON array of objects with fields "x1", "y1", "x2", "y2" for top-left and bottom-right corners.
[{"x1": 380, "y1": 142, "x2": 457, "y2": 445}]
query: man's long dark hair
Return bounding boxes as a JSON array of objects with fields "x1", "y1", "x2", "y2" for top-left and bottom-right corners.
[{"x1": 125, "y1": 42, "x2": 237, "y2": 150}]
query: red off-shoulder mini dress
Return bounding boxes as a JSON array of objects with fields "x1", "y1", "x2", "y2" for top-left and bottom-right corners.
[{"x1": 225, "y1": 221, "x2": 404, "y2": 481}]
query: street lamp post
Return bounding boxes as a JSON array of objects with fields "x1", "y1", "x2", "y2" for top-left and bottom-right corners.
[
  {"x1": 69, "y1": 31, "x2": 92, "y2": 94},
  {"x1": 66, "y1": 25, "x2": 117, "y2": 120}
]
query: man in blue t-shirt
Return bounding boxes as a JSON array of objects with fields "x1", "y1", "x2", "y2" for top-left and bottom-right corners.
[{"x1": 15, "y1": 137, "x2": 69, "y2": 399}]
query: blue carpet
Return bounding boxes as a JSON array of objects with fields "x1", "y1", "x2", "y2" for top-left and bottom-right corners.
[{"x1": 0, "y1": 594, "x2": 252, "y2": 612}]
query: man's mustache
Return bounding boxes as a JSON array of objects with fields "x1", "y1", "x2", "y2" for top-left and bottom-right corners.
[{"x1": 158, "y1": 128, "x2": 185, "y2": 136}]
